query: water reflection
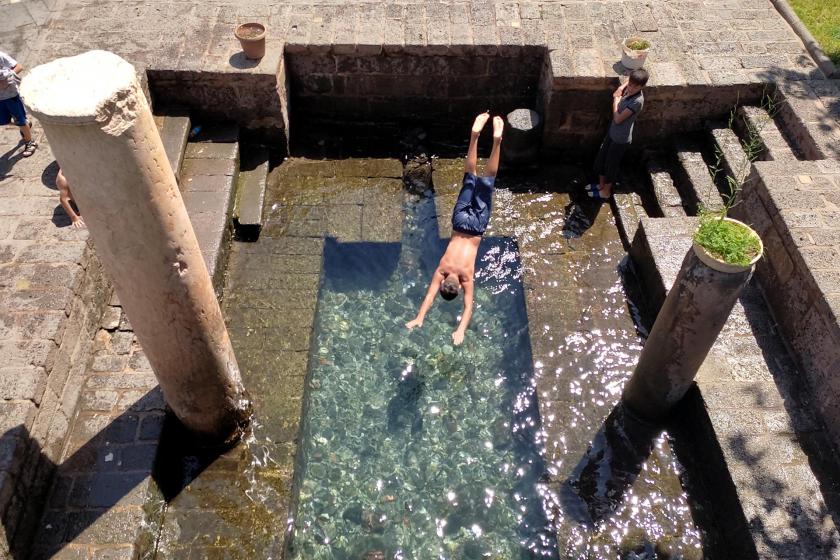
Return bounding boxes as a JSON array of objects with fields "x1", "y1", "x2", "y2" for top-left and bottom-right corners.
[
  {"x1": 168, "y1": 159, "x2": 707, "y2": 560},
  {"x1": 289, "y1": 190, "x2": 557, "y2": 559},
  {"x1": 484, "y1": 164, "x2": 704, "y2": 560}
]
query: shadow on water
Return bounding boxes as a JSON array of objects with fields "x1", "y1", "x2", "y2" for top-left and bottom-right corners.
[
  {"x1": 559, "y1": 403, "x2": 660, "y2": 528},
  {"x1": 287, "y1": 189, "x2": 558, "y2": 558}
]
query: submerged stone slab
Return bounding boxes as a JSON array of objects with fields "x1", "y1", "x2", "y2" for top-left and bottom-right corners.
[
  {"x1": 233, "y1": 147, "x2": 269, "y2": 242},
  {"x1": 180, "y1": 139, "x2": 240, "y2": 290},
  {"x1": 612, "y1": 191, "x2": 644, "y2": 250},
  {"x1": 645, "y1": 155, "x2": 685, "y2": 217},
  {"x1": 736, "y1": 105, "x2": 799, "y2": 162},
  {"x1": 674, "y1": 142, "x2": 724, "y2": 213}
]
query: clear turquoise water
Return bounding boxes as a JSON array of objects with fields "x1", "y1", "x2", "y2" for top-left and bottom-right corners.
[{"x1": 288, "y1": 192, "x2": 557, "y2": 559}]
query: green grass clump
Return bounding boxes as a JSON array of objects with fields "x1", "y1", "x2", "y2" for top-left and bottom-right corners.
[
  {"x1": 789, "y1": 0, "x2": 840, "y2": 65},
  {"x1": 694, "y1": 214, "x2": 761, "y2": 267},
  {"x1": 626, "y1": 39, "x2": 650, "y2": 51}
]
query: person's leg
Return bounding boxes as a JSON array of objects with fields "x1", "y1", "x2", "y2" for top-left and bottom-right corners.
[
  {"x1": 600, "y1": 142, "x2": 627, "y2": 198},
  {"x1": 8, "y1": 97, "x2": 36, "y2": 155},
  {"x1": 466, "y1": 112, "x2": 489, "y2": 176},
  {"x1": 19, "y1": 122, "x2": 32, "y2": 142},
  {"x1": 590, "y1": 136, "x2": 610, "y2": 192},
  {"x1": 0, "y1": 101, "x2": 11, "y2": 131},
  {"x1": 482, "y1": 116, "x2": 504, "y2": 178}
]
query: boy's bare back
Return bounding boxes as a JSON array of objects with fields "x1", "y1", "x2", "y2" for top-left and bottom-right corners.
[{"x1": 437, "y1": 230, "x2": 481, "y2": 283}]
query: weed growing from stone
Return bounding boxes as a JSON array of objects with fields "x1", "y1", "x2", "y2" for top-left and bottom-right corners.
[{"x1": 696, "y1": 91, "x2": 778, "y2": 264}]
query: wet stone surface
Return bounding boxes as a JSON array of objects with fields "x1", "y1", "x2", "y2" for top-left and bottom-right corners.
[
  {"x1": 150, "y1": 157, "x2": 703, "y2": 559},
  {"x1": 468, "y1": 160, "x2": 703, "y2": 559}
]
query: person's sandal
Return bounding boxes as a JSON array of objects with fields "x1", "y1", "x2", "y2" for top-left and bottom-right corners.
[{"x1": 22, "y1": 140, "x2": 37, "y2": 157}]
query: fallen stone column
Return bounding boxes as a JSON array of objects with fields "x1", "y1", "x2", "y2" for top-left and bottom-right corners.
[
  {"x1": 21, "y1": 51, "x2": 251, "y2": 443},
  {"x1": 622, "y1": 246, "x2": 753, "y2": 420}
]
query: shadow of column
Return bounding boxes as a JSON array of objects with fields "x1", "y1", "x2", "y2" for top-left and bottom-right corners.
[
  {"x1": 1, "y1": 388, "x2": 226, "y2": 559},
  {"x1": 558, "y1": 403, "x2": 660, "y2": 527}
]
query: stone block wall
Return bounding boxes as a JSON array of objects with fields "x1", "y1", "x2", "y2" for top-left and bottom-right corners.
[
  {"x1": 285, "y1": 48, "x2": 544, "y2": 133},
  {"x1": 541, "y1": 80, "x2": 766, "y2": 155},
  {"x1": 147, "y1": 69, "x2": 287, "y2": 144},
  {"x1": 142, "y1": 46, "x2": 770, "y2": 159},
  {"x1": 1, "y1": 243, "x2": 110, "y2": 556},
  {"x1": 736, "y1": 160, "x2": 840, "y2": 453}
]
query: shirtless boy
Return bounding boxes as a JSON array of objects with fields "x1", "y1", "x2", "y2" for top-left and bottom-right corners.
[{"x1": 405, "y1": 112, "x2": 503, "y2": 346}]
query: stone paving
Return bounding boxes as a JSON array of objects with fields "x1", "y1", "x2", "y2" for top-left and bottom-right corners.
[
  {"x1": 29, "y1": 298, "x2": 165, "y2": 560},
  {"x1": 1, "y1": 0, "x2": 840, "y2": 557},
  {"x1": 735, "y1": 160, "x2": 840, "y2": 454}
]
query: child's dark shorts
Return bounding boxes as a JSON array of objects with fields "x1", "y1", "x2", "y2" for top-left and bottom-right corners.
[
  {"x1": 0, "y1": 96, "x2": 27, "y2": 127},
  {"x1": 593, "y1": 135, "x2": 628, "y2": 185},
  {"x1": 451, "y1": 172, "x2": 495, "y2": 236}
]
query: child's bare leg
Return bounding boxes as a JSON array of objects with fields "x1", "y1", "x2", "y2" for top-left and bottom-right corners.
[
  {"x1": 483, "y1": 116, "x2": 504, "y2": 177},
  {"x1": 598, "y1": 175, "x2": 606, "y2": 190},
  {"x1": 466, "y1": 112, "x2": 489, "y2": 175},
  {"x1": 19, "y1": 122, "x2": 32, "y2": 143}
]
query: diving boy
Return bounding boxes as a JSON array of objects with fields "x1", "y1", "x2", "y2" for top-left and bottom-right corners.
[{"x1": 406, "y1": 112, "x2": 503, "y2": 346}]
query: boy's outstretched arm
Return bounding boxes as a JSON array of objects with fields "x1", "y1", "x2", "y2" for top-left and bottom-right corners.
[
  {"x1": 406, "y1": 269, "x2": 444, "y2": 329},
  {"x1": 57, "y1": 174, "x2": 85, "y2": 228},
  {"x1": 452, "y1": 280, "x2": 474, "y2": 346}
]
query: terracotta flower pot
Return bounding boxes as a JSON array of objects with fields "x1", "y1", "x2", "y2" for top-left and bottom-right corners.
[
  {"x1": 235, "y1": 22, "x2": 267, "y2": 60},
  {"x1": 692, "y1": 217, "x2": 763, "y2": 273},
  {"x1": 621, "y1": 36, "x2": 650, "y2": 70}
]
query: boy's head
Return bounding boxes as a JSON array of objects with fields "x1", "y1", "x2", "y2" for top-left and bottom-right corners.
[
  {"x1": 439, "y1": 275, "x2": 461, "y2": 301},
  {"x1": 626, "y1": 68, "x2": 649, "y2": 94}
]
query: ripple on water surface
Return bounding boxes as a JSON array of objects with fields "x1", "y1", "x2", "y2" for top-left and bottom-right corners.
[
  {"x1": 220, "y1": 159, "x2": 704, "y2": 560},
  {"x1": 289, "y1": 193, "x2": 557, "y2": 559}
]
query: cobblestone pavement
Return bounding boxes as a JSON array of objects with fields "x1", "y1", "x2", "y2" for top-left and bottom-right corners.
[{"x1": 1, "y1": 0, "x2": 840, "y2": 557}]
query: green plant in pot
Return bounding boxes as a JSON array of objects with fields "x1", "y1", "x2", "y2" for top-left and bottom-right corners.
[{"x1": 621, "y1": 36, "x2": 651, "y2": 70}]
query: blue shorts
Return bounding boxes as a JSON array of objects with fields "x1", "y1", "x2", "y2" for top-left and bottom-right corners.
[
  {"x1": 0, "y1": 96, "x2": 27, "y2": 127},
  {"x1": 451, "y1": 172, "x2": 495, "y2": 236}
]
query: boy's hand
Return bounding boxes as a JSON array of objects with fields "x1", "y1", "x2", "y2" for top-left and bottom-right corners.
[
  {"x1": 452, "y1": 330, "x2": 465, "y2": 346},
  {"x1": 406, "y1": 317, "x2": 423, "y2": 330},
  {"x1": 71, "y1": 217, "x2": 86, "y2": 229},
  {"x1": 613, "y1": 83, "x2": 626, "y2": 98}
]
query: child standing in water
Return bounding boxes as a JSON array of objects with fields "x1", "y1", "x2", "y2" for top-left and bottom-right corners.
[
  {"x1": 586, "y1": 68, "x2": 648, "y2": 200},
  {"x1": 406, "y1": 112, "x2": 504, "y2": 346}
]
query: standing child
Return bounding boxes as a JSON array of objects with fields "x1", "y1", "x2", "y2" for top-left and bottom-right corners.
[
  {"x1": 1, "y1": 50, "x2": 37, "y2": 157},
  {"x1": 586, "y1": 68, "x2": 648, "y2": 200}
]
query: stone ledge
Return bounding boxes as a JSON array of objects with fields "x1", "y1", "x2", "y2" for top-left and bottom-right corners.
[
  {"x1": 736, "y1": 161, "x2": 840, "y2": 453},
  {"x1": 0, "y1": 242, "x2": 109, "y2": 555}
]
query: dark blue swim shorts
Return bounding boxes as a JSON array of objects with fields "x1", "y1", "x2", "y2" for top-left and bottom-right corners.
[
  {"x1": 0, "y1": 96, "x2": 27, "y2": 127},
  {"x1": 451, "y1": 172, "x2": 495, "y2": 236}
]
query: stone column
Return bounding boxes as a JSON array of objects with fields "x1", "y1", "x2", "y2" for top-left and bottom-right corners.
[
  {"x1": 502, "y1": 108, "x2": 542, "y2": 166},
  {"x1": 21, "y1": 51, "x2": 251, "y2": 443},
  {"x1": 622, "y1": 247, "x2": 753, "y2": 420}
]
